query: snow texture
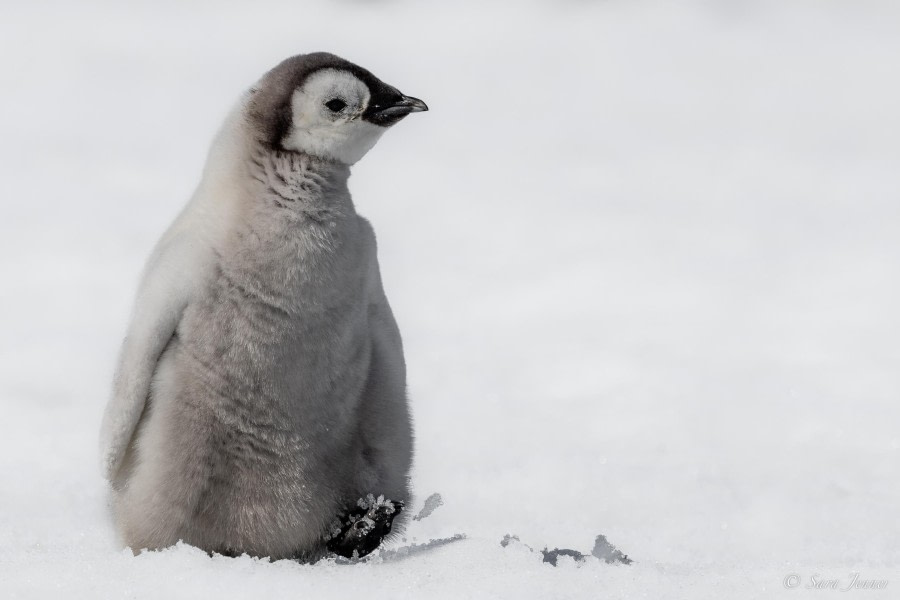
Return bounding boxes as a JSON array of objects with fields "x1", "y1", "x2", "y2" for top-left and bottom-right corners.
[{"x1": 1, "y1": 0, "x2": 899, "y2": 598}]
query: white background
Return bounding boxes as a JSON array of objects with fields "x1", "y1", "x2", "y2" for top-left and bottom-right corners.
[{"x1": 1, "y1": 0, "x2": 898, "y2": 597}]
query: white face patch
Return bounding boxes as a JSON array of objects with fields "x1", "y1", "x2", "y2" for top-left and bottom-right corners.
[{"x1": 281, "y1": 69, "x2": 387, "y2": 165}]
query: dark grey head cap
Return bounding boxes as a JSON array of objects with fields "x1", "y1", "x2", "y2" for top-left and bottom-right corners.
[{"x1": 246, "y1": 52, "x2": 427, "y2": 149}]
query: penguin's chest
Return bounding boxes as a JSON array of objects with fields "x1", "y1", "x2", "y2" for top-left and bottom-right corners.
[{"x1": 174, "y1": 252, "x2": 373, "y2": 449}]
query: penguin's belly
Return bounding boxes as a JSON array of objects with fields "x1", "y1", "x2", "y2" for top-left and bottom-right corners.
[{"x1": 144, "y1": 272, "x2": 372, "y2": 557}]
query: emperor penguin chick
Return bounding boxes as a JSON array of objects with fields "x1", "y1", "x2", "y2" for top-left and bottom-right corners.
[{"x1": 99, "y1": 52, "x2": 427, "y2": 560}]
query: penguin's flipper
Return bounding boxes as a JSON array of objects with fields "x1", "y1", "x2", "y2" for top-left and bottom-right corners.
[{"x1": 98, "y1": 234, "x2": 212, "y2": 482}]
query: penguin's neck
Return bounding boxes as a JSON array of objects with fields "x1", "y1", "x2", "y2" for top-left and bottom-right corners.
[
  {"x1": 247, "y1": 146, "x2": 354, "y2": 224},
  {"x1": 208, "y1": 144, "x2": 365, "y2": 311}
]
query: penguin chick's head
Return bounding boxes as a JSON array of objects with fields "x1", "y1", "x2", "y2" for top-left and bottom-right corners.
[{"x1": 246, "y1": 52, "x2": 428, "y2": 165}]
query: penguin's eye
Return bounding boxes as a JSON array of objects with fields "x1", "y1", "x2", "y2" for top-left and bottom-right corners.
[{"x1": 325, "y1": 98, "x2": 347, "y2": 112}]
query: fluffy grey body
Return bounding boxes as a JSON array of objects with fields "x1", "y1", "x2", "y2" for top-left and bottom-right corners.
[{"x1": 100, "y1": 53, "x2": 425, "y2": 560}]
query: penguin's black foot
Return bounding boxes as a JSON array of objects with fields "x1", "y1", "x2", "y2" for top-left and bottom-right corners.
[{"x1": 326, "y1": 494, "x2": 404, "y2": 559}]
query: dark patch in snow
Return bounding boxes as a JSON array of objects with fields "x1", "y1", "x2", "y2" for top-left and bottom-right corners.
[
  {"x1": 413, "y1": 492, "x2": 444, "y2": 521},
  {"x1": 378, "y1": 534, "x2": 466, "y2": 562},
  {"x1": 501, "y1": 533, "x2": 632, "y2": 567},
  {"x1": 332, "y1": 534, "x2": 466, "y2": 565},
  {"x1": 541, "y1": 548, "x2": 586, "y2": 566},
  {"x1": 591, "y1": 534, "x2": 632, "y2": 565}
]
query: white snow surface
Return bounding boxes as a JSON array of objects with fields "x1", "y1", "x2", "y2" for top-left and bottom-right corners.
[{"x1": 1, "y1": 1, "x2": 899, "y2": 598}]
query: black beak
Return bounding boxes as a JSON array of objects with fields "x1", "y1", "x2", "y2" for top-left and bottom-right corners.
[
  {"x1": 391, "y1": 95, "x2": 429, "y2": 113},
  {"x1": 364, "y1": 93, "x2": 429, "y2": 126}
]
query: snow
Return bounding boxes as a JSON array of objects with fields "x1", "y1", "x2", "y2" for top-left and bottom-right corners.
[{"x1": 1, "y1": 0, "x2": 899, "y2": 597}]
